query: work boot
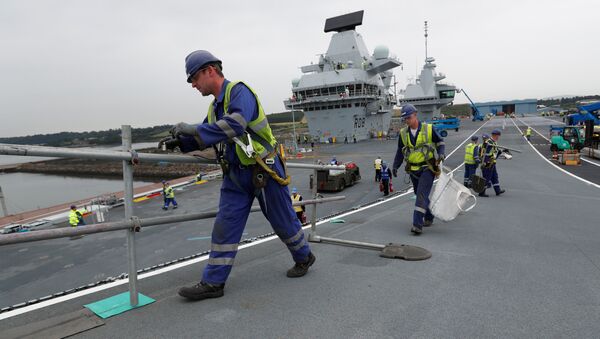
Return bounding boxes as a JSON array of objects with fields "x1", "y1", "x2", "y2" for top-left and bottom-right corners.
[
  {"x1": 478, "y1": 191, "x2": 489, "y2": 197},
  {"x1": 178, "y1": 281, "x2": 224, "y2": 301},
  {"x1": 286, "y1": 252, "x2": 316, "y2": 278},
  {"x1": 423, "y1": 219, "x2": 433, "y2": 227},
  {"x1": 162, "y1": 207, "x2": 168, "y2": 210},
  {"x1": 173, "y1": 206, "x2": 178, "y2": 209},
  {"x1": 464, "y1": 182, "x2": 470, "y2": 188},
  {"x1": 495, "y1": 189, "x2": 506, "y2": 196},
  {"x1": 410, "y1": 226, "x2": 423, "y2": 235}
]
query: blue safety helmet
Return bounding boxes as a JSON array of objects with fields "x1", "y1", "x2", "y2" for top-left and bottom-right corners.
[
  {"x1": 400, "y1": 104, "x2": 417, "y2": 119},
  {"x1": 471, "y1": 135, "x2": 479, "y2": 141},
  {"x1": 482, "y1": 134, "x2": 489, "y2": 139},
  {"x1": 291, "y1": 187, "x2": 298, "y2": 193},
  {"x1": 491, "y1": 129, "x2": 502, "y2": 136},
  {"x1": 185, "y1": 50, "x2": 222, "y2": 83}
]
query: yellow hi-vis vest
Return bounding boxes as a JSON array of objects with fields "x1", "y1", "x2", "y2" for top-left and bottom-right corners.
[
  {"x1": 464, "y1": 143, "x2": 477, "y2": 165},
  {"x1": 164, "y1": 186, "x2": 175, "y2": 198},
  {"x1": 207, "y1": 81, "x2": 277, "y2": 166},
  {"x1": 483, "y1": 139, "x2": 498, "y2": 164},
  {"x1": 374, "y1": 159, "x2": 381, "y2": 170},
  {"x1": 292, "y1": 194, "x2": 302, "y2": 212},
  {"x1": 526, "y1": 128, "x2": 531, "y2": 136},
  {"x1": 400, "y1": 123, "x2": 435, "y2": 171},
  {"x1": 69, "y1": 209, "x2": 83, "y2": 227}
]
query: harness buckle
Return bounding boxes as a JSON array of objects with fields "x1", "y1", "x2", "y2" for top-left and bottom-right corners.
[{"x1": 265, "y1": 158, "x2": 275, "y2": 165}]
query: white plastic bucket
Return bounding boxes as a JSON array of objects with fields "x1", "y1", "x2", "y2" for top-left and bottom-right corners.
[{"x1": 429, "y1": 168, "x2": 477, "y2": 222}]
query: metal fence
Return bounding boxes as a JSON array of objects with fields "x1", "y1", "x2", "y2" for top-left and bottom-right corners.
[{"x1": 0, "y1": 125, "x2": 345, "y2": 307}]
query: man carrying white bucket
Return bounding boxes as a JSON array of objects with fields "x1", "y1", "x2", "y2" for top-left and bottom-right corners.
[{"x1": 392, "y1": 104, "x2": 445, "y2": 235}]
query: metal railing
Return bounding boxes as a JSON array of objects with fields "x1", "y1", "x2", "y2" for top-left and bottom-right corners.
[{"x1": 0, "y1": 125, "x2": 345, "y2": 307}]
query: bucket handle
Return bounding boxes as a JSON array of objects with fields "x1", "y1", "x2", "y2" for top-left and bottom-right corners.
[{"x1": 456, "y1": 190, "x2": 477, "y2": 212}]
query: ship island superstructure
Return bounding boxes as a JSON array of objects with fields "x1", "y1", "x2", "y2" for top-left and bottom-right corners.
[
  {"x1": 398, "y1": 21, "x2": 456, "y2": 119},
  {"x1": 283, "y1": 11, "x2": 402, "y2": 142}
]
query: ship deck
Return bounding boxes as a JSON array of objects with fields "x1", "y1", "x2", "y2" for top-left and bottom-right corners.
[{"x1": 1, "y1": 116, "x2": 600, "y2": 338}]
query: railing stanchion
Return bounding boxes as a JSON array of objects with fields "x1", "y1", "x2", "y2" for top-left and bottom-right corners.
[
  {"x1": 122, "y1": 125, "x2": 138, "y2": 306},
  {"x1": 309, "y1": 144, "x2": 319, "y2": 241}
]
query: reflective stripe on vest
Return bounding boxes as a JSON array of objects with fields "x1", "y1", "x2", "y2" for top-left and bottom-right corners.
[
  {"x1": 207, "y1": 81, "x2": 277, "y2": 165},
  {"x1": 292, "y1": 194, "x2": 302, "y2": 212},
  {"x1": 464, "y1": 143, "x2": 476, "y2": 165},
  {"x1": 400, "y1": 123, "x2": 435, "y2": 171}
]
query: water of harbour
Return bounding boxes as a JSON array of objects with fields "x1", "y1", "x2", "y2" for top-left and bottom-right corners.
[{"x1": 0, "y1": 143, "x2": 160, "y2": 215}]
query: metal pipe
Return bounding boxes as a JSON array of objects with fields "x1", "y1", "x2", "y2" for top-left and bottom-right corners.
[
  {"x1": 0, "y1": 186, "x2": 8, "y2": 217},
  {"x1": 0, "y1": 143, "x2": 214, "y2": 164},
  {"x1": 287, "y1": 162, "x2": 345, "y2": 170},
  {"x1": 0, "y1": 143, "x2": 345, "y2": 170},
  {"x1": 316, "y1": 235, "x2": 386, "y2": 250},
  {"x1": 122, "y1": 125, "x2": 138, "y2": 306},
  {"x1": 310, "y1": 146, "x2": 319, "y2": 240},
  {"x1": 0, "y1": 196, "x2": 345, "y2": 246}
]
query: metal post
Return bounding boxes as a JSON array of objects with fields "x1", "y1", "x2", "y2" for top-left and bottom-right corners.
[
  {"x1": 309, "y1": 145, "x2": 319, "y2": 241},
  {"x1": 0, "y1": 186, "x2": 8, "y2": 217},
  {"x1": 122, "y1": 125, "x2": 138, "y2": 306},
  {"x1": 291, "y1": 104, "x2": 298, "y2": 152}
]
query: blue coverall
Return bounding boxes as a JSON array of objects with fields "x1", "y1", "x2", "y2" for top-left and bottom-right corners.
[
  {"x1": 179, "y1": 80, "x2": 311, "y2": 285},
  {"x1": 393, "y1": 122, "x2": 445, "y2": 228},
  {"x1": 464, "y1": 145, "x2": 480, "y2": 186},
  {"x1": 481, "y1": 140, "x2": 502, "y2": 194}
]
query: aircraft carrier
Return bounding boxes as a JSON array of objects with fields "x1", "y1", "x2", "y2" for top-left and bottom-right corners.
[
  {"x1": 1, "y1": 114, "x2": 600, "y2": 337},
  {"x1": 283, "y1": 11, "x2": 402, "y2": 142}
]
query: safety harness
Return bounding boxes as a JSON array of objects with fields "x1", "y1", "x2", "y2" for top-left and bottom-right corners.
[{"x1": 400, "y1": 123, "x2": 440, "y2": 175}]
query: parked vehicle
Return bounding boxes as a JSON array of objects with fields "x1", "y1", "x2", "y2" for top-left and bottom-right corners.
[{"x1": 309, "y1": 162, "x2": 361, "y2": 192}]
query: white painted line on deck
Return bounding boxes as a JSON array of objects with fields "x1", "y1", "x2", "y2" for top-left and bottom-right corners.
[
  {"x1": 511, "y1": 119, "x2": 600, "y2": 190},
  {"x1": 0, "y1": 119, "x2": 492, "y2": 320}
]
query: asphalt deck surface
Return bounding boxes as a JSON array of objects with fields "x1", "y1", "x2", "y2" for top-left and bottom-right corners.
[{"x1": 1, "y1": 116, "x2": 600, "y2": 338}]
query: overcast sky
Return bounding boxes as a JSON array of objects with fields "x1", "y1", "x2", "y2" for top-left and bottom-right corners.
[{"x1": 1, "y1": 0, "x2": 599, "y2": 138}]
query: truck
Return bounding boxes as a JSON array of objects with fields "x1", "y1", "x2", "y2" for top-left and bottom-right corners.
[
  {"x1": 425, "y1": 117, "x2": 460, "y2": 137},
  {"x1": 309, "y1": 162, "x2": 361, "y2": 192}
]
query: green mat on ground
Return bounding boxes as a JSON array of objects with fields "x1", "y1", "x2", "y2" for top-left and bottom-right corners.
[
  {"x1": 84, "y1": 292, "x2": 155, "y2": 319},
  {"x1": 330, "y1": 219, "x2": 345, "y2": 223}
]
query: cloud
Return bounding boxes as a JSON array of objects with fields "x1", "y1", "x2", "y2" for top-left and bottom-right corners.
[{"x1": 0, "y1": 0, "x2": 598, "y2": 137}]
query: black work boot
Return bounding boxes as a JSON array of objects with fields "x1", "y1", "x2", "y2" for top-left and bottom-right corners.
[
  {"x1": 478, "y1": 191, "x2": 489, "y2": 197},
  {"x1": 286, "y1": 252, "x2": 316, "y2": 278},
  {"x1": 495, "y1": 189, "x2": 506, "y2": 196},
  {"x1": 178, "y1": 281, "x2": 224, "y2": 301},
  {"x1": 411, "y1": 226, "x2": 423, "y2": 235},
  {"x1": 423, "y1": 219, "x2": 433, "y2": 227}
]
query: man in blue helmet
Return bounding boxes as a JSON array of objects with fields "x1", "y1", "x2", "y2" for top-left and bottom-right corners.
[
  {"x1": 463, "y1": 135, "x2": 480, "y2": 188},
  {"x1": 392, "y1": 104, "x2": 445, "y2": 235},
  {"x1": 479, "y1": 129, "x2": 505, "y2": 197},
  {"x1": 170, "y1": 50, "x2": 315, "y2": 301}
]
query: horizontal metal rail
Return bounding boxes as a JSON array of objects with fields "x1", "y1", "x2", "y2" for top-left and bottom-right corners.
[
  {"x1": 0, "y1": 127, "x2": 345, "y2": 311},
  {"x1": 0, "y1": 143, "x2": 345, "y2": 170},
  {"x1": 0, "y1": 196, "x2": 345, "y2": 246}
]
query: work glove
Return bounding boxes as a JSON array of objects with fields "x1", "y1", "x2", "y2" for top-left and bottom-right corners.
[
  {"x1": 392, "y1": 168, "x2": 398, "y2": 177},
  {"x1": 171, "y1": 122, "x2": 199, "y2": 137}
]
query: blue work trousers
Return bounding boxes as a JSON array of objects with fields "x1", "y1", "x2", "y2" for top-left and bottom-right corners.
[
  {"x1": 409, "y1": 168, "x2": 435, "y2": 228},
  {"x1": 464, "y1": 163, "x2": 477, "y2": 186},
  {"x1": 202, "y1": 156, "x2": 311, "y2": 285},
  {"x1": 164, "y1": 197, "x2": 177, "y2": 208},
  {"x1": 481, "y1": 164, "x2": 502, "y2": 194}
]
